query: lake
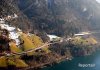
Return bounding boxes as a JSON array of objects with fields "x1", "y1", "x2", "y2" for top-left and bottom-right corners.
[{"x1": 41, "y1": 50, "x2": 100, "y2": 70}]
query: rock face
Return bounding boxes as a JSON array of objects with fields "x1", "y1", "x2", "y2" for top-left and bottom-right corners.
[
  {"x1": 67, "y1": 0, "x2": 100, "y2": 30},
  {"x1": 0, "y1": 0, "x2": 32, "y2": 32},
  {"x1": 0, "y1": 0, "x2": 100, "y2": 69},
  {"x1": 17, "y1": 0, "x2": 100, "y2": 36},
  {"x1": 1, "y1": 0, "x2": 100, "y2": 36},
  {"x1": 17, "y1": 0, "x2": 88, "y2": 36}
]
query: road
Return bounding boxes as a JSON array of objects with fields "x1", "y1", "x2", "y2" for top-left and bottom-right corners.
[
  {"x1": 4, "y1": 31, "x2": 100, "y2": 56},
  {"x1": 4, "y1": 41, "x2": 61, "y2": 56}
]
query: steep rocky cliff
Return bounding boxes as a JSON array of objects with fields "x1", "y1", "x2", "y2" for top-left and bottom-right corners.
[
  {"x1": 0, "y1": 0, "x2": 100, "y2": 69},
  {"x1": 16, "y1": 0, "x2": 100, "y2": 36},
  {"x1": 0, "y1": 0, "x2": 32, "y2": 32},
  {"x1": 17, "y1": 0, "x2": 87, "y2": 36},
  {"x1": 1, "y1": 0, "x2": 100, "y2": 37}
]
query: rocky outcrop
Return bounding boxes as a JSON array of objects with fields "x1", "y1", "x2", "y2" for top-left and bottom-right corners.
[
  {"x1": 0, "y1": 0, "x2": 32, "y2": 32},
  {"x1": 1, "y1": 0, "x2": 100, "y2": 37},
  {"x1": 17, "y1": 0, "x2": 88, "y2": 36},
  {"x1": 17, "y1": 0, "x2": 100, "y2": 37}
]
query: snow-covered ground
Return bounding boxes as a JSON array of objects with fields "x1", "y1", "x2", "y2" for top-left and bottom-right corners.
[
  {"x1": 0, "y1": 14, "x2": 21, "y2": 45},
  {"x1": 0, "y1": 23, "x2": 21, "y2": 45},
  {"x1": 0, "y1": 18, "x2": 5, "y2": 23}
]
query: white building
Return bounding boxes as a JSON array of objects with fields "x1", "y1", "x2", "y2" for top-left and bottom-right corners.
[{"x1": 47, "y1": 34, "x2": 61, "y2": 41}]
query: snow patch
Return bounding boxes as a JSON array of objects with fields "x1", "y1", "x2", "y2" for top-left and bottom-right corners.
[
  {"x1": 0, "y1": 23, "x2": 21, "y2": 45},
  {"x1": 83, "y1": 7, "x2": 87, "y2": 12},
  {"x1": 0, "y1": 14, "x2": 21, "y2": 45},
  {"x1": 0, "y1": 18, "x2": 5, "y2": 23},
  {"x1": 13, "y1": 14, "x2": 18, "y2": 19}
]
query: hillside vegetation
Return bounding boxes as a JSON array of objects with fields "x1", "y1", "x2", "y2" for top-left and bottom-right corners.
[{"x1": 0, "y1": 0, "x2": 100, "y2": 69}]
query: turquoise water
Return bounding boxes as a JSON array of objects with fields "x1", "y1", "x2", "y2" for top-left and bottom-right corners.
[{"x1": 41, "y1": 51, "x2": 100, "y2": 70}]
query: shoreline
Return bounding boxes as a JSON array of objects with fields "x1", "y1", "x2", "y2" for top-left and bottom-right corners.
[
  {"x1": 0, "y1": 49, "x2": 99, "y2": 70},
  {"x1": 24, "y1": 56, "x2": 72, "y2": 70},
  {"x1": 23, "y1": 46, "x2": 99, "y2": 70}
]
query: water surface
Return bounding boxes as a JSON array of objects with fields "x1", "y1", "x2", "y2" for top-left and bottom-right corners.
[{"x1": 41, "y1": 51, "x2": 100, "y2": 70}]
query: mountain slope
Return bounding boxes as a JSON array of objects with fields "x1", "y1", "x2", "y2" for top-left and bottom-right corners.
[
  {"x1": 0, "y1": 0, "x2": 32, "y2": 32},
  {"x1": 17, "y1": 0, "x2": 100, "y2": 37},
  {"x1": 17, "y1": 0, "x2": 88, "y2": 36}
]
